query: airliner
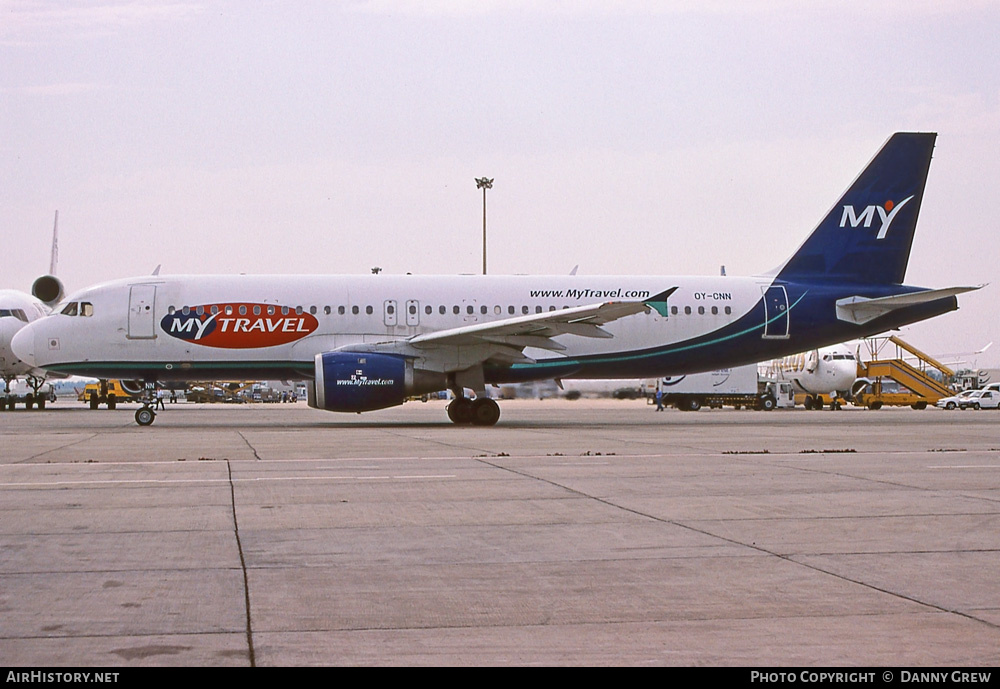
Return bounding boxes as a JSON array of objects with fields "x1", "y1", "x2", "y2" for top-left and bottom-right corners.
[
  {"x1": 11, "y1": 133, "x2": 982, "y2": 426},
  {"x1": 1, "y1": 212, "x2": 65, "y2": 410},
  {"x1": 763, "y1": 343, "x2": 859, "y2": 410}
]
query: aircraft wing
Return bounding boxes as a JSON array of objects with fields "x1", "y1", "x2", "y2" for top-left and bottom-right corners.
[
  {"x1": 407, "y1": 287, "x2": 676, "y2": 352},
  {"x1": 339, "y1": 288, "x2": 676, "y2": 373}
]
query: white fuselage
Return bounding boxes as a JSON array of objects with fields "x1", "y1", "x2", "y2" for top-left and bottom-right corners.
[
  {"x1": 764, "y1": 344, "x2": 859, "y2": 397},
  {"x1": 0, "y1": 289, "x2": 51, "y2": 380},
  {"x1": 12, "y1": 273, "x2": 775, "y2": 382}
]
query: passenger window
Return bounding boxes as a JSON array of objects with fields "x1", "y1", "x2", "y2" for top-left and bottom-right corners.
[
  {"x1": 725, "y1": 306, "x2": 732, "y2": 315},
  {"x1": 425, "y1": 305, "x2": 432, "y2": 315},
  {"x1": 352, "y1": 306, "x2": 359, "y2": 315},
  {"x1": 481, "y1": 305, "x2": 487, "y2": 315},
  {"x1": 467, "y1": 306, "x2": 474, "y2": 315},
  {"x1": 684, "y1": 306, "x2": 691, "y2": 315},
  {"x1": 522, "y1": 306, "x2": 529, "y2": 315},
  {"x1": 339, "y1": 306, "x2": 346, "y2": 315},
  {"x1": 711, "y1": 306, "x2": 718, "y2": 315},
  {"x1": 698, "y1": 306, "x2": 705, "y2": 315},
  {"x1": 453, "y1": 305, "x2": 460, "y2": 315},
  {"x1": 366, "y1": 305, "x2": 373, "y2": 315},
  {"x1": 671, "y1": 306, "x2": 678, "y2": 315}
]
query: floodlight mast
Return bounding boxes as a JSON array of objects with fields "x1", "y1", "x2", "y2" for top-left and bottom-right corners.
[{"x1": 475, "y1": 177, "x2": 493, "y2": 275}]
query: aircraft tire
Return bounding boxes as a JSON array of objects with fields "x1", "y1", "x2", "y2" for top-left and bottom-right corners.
[
  {"x1": 135, "y1": 407, "x2": 156, "y2": 426},
  {"x1": 471, "y1": 398, "x2": 501, "y2": 426},
  {"x1": 447, "y1": 398, "x2": 474, "y2": 425}
]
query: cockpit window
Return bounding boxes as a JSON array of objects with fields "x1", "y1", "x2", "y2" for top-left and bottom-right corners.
[
  {"x1": 57, "y1": 301, "x2": 93, "y2": 317},
  {"x1": 0, "y1": 309, "x2": 29, "y2": 322}
]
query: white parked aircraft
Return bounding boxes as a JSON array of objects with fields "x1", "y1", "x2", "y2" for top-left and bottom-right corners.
[
  {"x1": 1, "y1": 212, "x2": 65, "y2": 410},
  {"x1": 11, "y1": 133, "x2": 982, "y2": 425},
  {"x1": 763, "y1": 343, "x2": 859, "y2": 410}
]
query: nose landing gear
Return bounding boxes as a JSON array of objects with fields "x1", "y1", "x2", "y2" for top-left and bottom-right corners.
[{"x1": 135, "y1": 406, "x2": 156, "y2": 426}]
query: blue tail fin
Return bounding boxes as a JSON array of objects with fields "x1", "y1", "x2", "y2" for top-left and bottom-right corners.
[{"x1": 777, "y1": 132, "x2": 936, "y2": 285}]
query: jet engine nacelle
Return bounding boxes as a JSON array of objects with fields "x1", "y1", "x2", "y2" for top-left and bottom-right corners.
[
  {"x1": 31, "y1": 275, "x2": 64, "y2": 307},
  {"x1": 308, "y1": 352, "x2": 445, "y2": 413}
]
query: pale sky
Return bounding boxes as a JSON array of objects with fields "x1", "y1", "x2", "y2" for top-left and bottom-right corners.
[{"x1": 2, "y1": 1, "x2": 998, "y2": 367}]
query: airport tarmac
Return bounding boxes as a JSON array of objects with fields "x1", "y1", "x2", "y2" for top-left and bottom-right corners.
[{"x1": 1, "y1": 399, "x2": 998, "y2": 667}]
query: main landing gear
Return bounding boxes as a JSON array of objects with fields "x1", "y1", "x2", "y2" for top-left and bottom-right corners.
[{"x1": 447, "y1": 396, "x2": 501, "y2": 426}]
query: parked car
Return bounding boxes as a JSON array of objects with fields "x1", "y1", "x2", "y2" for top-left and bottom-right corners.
[
  {"x1": 963, "y1": 389, "x2": 1000, "y2": 410},
  {"x1": 936, "y1": 389, "x2": 980, "y2": 410}
]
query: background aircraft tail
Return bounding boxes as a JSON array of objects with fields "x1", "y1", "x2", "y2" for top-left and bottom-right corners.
[{"x1": 776, "y1": 132, "x2": 936, "y2": 286}]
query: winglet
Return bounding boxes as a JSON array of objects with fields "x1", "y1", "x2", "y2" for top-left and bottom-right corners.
[{"x1": 644, "y1": 287, "x2": 678, "y2": 317}]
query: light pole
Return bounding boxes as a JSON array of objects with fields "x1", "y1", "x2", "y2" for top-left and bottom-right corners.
[{"x1": 475, "y1": 177, "x2": 493, "y2": 275}]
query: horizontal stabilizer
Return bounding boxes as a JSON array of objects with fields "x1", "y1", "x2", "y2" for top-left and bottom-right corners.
[{"x1": 836, "y1": 285, "x2": 984, "y2": 325}]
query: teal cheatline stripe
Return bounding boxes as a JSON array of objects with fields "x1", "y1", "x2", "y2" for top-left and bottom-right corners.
[{"x1": 511, "y1": 291, "x2": 807, "y2": 371}]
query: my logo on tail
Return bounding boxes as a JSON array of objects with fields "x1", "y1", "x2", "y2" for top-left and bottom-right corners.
[{"x1": 839, "y1": 195, "x2": 914, "y2": 240}]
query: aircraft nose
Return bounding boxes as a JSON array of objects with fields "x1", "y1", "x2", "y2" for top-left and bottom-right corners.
[
  {"x1": 0, "y1": 319, "x2": 16, "y2": 360},
  {"x1": 10, "y1": 324, "x2": 37, "y2": 368}
]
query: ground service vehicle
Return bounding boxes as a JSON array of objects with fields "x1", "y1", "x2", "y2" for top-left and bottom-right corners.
[{"x1": 657, "y1": 365, "x2": 794, "y2": 411}]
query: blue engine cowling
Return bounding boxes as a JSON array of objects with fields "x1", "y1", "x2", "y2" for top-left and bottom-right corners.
[{"x1": 308, "y1": 352, "x2": 410, "y2": 412}]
